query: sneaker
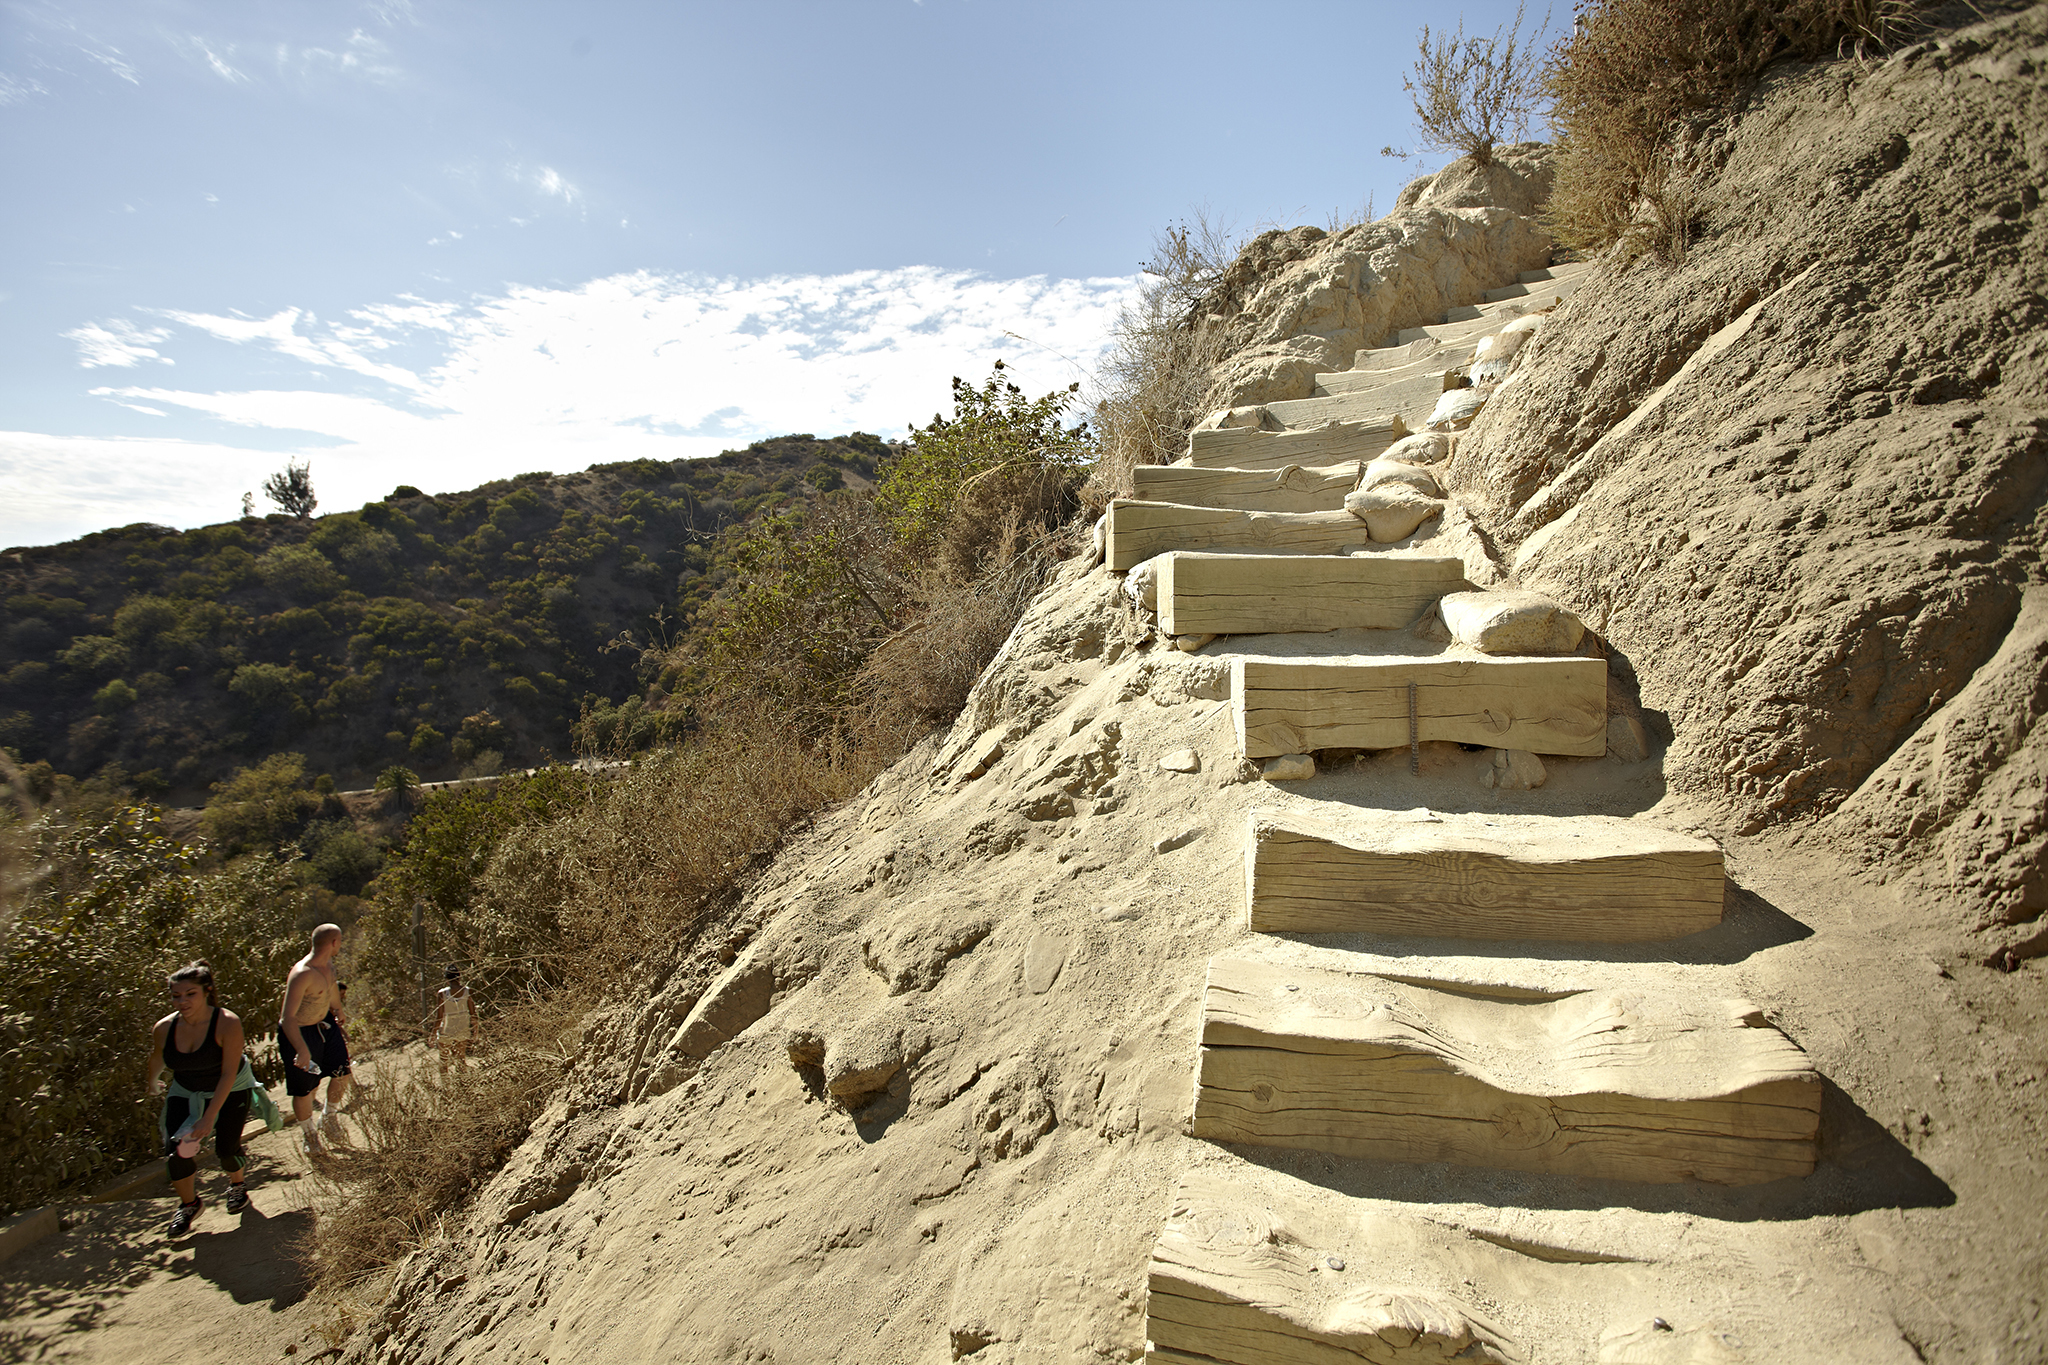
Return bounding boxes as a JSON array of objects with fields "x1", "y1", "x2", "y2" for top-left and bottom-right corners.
[
  {"x1": 168, "y1": 1199, "x2": 202, "y2": 1236},
  {"x1": 224, "y1": 1184, "x2": 250, "y2": 1214},
  {"x1": 301, "y1": 1126, "x2": 327, "y2": 1157},
  {"x1": 320, "y1": 1110, "x2": 345, "y2": 1143}
]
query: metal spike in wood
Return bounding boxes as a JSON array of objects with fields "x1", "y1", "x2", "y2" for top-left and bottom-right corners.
[{"x1": 1408, "y1": 681, "x2": 1419, "y2": 775}]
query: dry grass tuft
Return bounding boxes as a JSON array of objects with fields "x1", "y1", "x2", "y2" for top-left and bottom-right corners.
[
  {"x1": 1404, "y1": 2, "x2": 1548, "y2": 168},
  {"x1": 1544, "y1": 0, "x2": 1934, "y2": 260},
  {"x1": 1088, "y1": 215, "x2": 1242, "y2": 502}
]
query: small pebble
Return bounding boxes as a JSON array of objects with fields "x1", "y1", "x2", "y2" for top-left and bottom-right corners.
[
  {"x1": 1285, "y1": 984, "x2": 1299, "y2": 992},
  {"x1": 1652, "y1": 1317, "x2": 1672, "y2": 1332},
  {"x1": 1325, "y1": 1256, "x2": 1345, "y2": 1271}
]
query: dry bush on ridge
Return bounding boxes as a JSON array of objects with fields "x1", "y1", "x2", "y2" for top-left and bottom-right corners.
[
  {"x1": 1544, "y1": 0, "x2": 1932, "y2": 260},
  {"x1": 1404, "y1": 2, "x2": 1548, "y2": 168},
  {"x1": 1089, "y1": 215, "x2": 1243, "y2": 501}
]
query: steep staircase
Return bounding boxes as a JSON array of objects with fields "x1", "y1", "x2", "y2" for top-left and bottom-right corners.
[{"x1": 1107, "y1": 260, "x2": 1829, "y2": 1362}]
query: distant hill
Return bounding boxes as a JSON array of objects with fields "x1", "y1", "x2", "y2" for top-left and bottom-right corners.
[{"x1": 0, "y1": 433, "x2": 890, "y2": 802}]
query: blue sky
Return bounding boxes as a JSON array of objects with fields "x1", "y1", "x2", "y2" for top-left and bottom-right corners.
[{"x1": 1, "y1": 0, "x2": 1552, "y2": 547}]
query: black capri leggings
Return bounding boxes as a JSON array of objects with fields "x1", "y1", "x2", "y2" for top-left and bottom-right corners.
[{"x1": 162, "y1": 1089, "x2": 251, "y2": 1180}]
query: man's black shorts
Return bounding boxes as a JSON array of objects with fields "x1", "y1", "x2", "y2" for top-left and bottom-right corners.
[{"x1": 279, "y1": 1014, "x2": 351, "y2": 1097}]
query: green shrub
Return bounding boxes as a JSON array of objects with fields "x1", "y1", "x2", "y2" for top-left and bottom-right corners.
[
  {"x1": 256, "y1": 542, "x2": 344, "y2": 600},
  {"x1": 201, "y1": 752, "x2": 319, "y2": 852},
  {"x1": 92, "y1": 678, "x2": 138, "y2": 714}
]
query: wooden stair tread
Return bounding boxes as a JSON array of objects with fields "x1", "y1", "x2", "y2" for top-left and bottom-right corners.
[
  {"x1": 1188, "y1": 418, "x2": 1403, "y2": 467},
  {"x1": 1189, "y1": 956, "x2": 1822, "y2": 1185},
  {"x1": 1144, "y1": 1166, "x2": 1898, "y2": 1363},
  {"x1": 1233, "y1": 655, "x2": 1608, "y2": 757},
  {"x1": 1157, "y1": 553, "x2": 1469, "y2": 636},
  {"x1": 1108, "y1": 502, "x2": 1375, "y2": 572},
  {"x1": 1245, "y1": 808, "x2": 1724, "y2": 941},
  {"x1": 1132, "y1": 463, "x2": 1359, "y2": 514}
]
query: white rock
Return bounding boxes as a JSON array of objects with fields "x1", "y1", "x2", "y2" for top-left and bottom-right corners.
[
  {"x1": 1344, "y1": 485, "x2": 1445, "y2": 543},
  {"x1": 1260, "y1": 753, "x2": 1316, "y2": 782},
  {"x1": 1158, "y1": 749, "x2": 1201, "y2": 773},
  {"x1": 1123, "y1": 556, "x2": 1162, "y2": 610},
  {"x1": 1480, "y1": 748, "x2": 1547, "y2": 790},
  {"x1": 1438, "y1": 589, "x2": 1586, "y2": 654},
  {"x1": 1173, "y1": 632, "x2": 1218, "y2": 653},
  {"x1": 1359, "y1": 459, "x2": 1443, "y2": 497},
  {"x1": 1474, "y1": 329, "x2": 1531, "y2": 363},
  {"x1": 1499, "y1": 312, "x2": 1547, "y2": 338},
  {"x1": 1378, "y1": 432, "x2": 1452, "y2": 466},
  {"x1": 1425, "y1": 387, "x2": 1488, "y2": 431},
  {"x1": 1153, "y1": 828, "x2": 1201, "y2": 854},
  {"x1": 1086, "y1": 514, "x2": 1106, "y2": 567}
]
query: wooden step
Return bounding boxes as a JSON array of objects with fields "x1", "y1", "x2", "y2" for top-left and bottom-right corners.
[
  {"x1": 1145, "y1": 1167, "x2": 1900, "y2": 1364},
  {"x1": 1108, "y1": 502, "x2": 1371, "y2": 572},
  {"x1": 1253, "y1": 389, "x2": 1419, "y2": 433},
  {"x1": 1482, "y1": 272, "x2": 1591, "y2": 305},
  {"x1": 1244, "y1": 808, "x2": 1725, "y2": 941},
  {"x1": 1131, "y1": 463, "x2": 1358, "y2": 514},
  {"x1": 1188, "y1": 417, "x2": 1402, "y2": 467},
  {"x1": 1303, "y1": 367, "x2": 1462, "y2": 425},
  {"x1": 1516, "y1": 260, "x2": 1597, "y2": 286},
  {"x1": 1233, "y1": 654, "x2": 1607, "y2": 758},
  {"x1": 1395, "y1": 304, "x2": 1534, "y2": 348},
  {"x1": 1189, "y1": 956, "x2": 1822, "y2": 1184},
  {"x1": 1157, "y1": 553, "x2": 1469, "y2": 636}
]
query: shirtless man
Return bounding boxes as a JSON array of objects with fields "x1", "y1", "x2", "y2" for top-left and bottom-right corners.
[{"x1": 279, "y1": 923, "x2": 352, "y2": 1154}]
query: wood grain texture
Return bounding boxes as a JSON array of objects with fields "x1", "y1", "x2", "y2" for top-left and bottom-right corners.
[
  {"x1": 1155, "y1": 553, "x2": 1469, "y2": 637},
  {"x1": 1146, "y1": 1170, "x2": 1535, "y2": 1365},
  {"x1": 1189, "y1": 956, "x2": 1821, "y2": 1185},
  {"x1": 1132, "y1": 463, "x2": 1361, "y2": 513},
  {"x1": 1188, "y1": 419, "x2": 1403, "y2": 469},
  {"x1": 1107, "y1": 502, "x2": 1369, "y2": 572},
  {"x1": 1245, "y1": 809, "x2": 1724, "y2": 941},
  {"x1": 1233, "y1": 655, "x2": 1608, "y2": 758}
]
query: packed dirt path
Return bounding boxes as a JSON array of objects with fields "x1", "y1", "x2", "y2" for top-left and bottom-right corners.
[{"x1": 0, "y1": 1048, "x2": 417, "y2": 1365}]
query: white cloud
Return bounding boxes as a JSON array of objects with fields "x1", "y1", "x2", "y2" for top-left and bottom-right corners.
[
  {"x1": 81, "y1": 46, "x2": 138, "y2": 84},
  {"x1": 0, "y1": 72, "x2": 51, "y2": 105},
  {"x1": 0, "y1": 433, "x2": 288, "y2": 548},
  {"x1": 13, "y1": 266, "x2": 1137, "y2": 544},
  {"x1": 185, "y1": 36, "x2": 249, "y2": 84},
  {"x1": 63, "y1": 319, "x2": 175, "y2": 368}
]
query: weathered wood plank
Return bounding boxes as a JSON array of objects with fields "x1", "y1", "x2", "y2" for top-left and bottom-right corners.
[
  {"x1": 1245, "y1": 809, "x2": 1724, "y2": 941},
  {"x1": 1189, "y1": 957, "x2": 1821, "y2": 1185},
  {"x1": 1107, "y1": 501, "x2": 1369, "y2": 572},
  {"x1": 1233, "y1": 655, "x2": 1608, "y2": 757},
  {"x1": 1188, "y1": 418, "x2": 1403, "y2": 469},
  {"x1": 1156, "y1": 553, "x2": 1468, "y2": 637},
  {"x1": 1131, "y1": 463, "x2": 1359, "y2": 514}
]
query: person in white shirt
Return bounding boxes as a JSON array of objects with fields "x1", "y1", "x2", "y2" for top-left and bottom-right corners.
[{"x1": 431, "y1": 965, "x2": 479, "y2": 1075}]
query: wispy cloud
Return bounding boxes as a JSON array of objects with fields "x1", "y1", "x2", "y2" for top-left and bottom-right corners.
[
  {"x1": 181, "y1": 35, "x2": 250, "y2": 84},
  {"x1": 14, "y1": 267, "x2": 1136, "y2": 544},
  {"x1": 63, "y1": 319, "x2": 175, "y2": 368},
  {"x1": 0, "y1": 72, "x2": 52, "y2": 104}
]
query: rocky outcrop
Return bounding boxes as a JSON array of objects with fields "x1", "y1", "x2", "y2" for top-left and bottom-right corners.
[
  {"x1": 1447, "y1": 9, "x2": 2048, "y2": 939},
  {"x1": 1193, "y1": 144, "x2": 1555, "y2": 410}
]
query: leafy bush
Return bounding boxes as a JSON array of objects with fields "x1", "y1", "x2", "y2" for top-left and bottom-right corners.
[
  {"x1": 201, "y1": 752, "x2": 319, "y2": 852},
  {"x1": 257, "y1": 542, "x2": 344, "y2": 600}
]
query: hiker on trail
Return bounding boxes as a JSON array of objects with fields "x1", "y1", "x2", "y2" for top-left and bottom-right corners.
[
  {"x1": 279, "y1": 923, "x2": 352, "y2": 1155},
  {"x1": 148, "y1": 961, "x2": 283, "y2": 1237},
  {"x1": 432, "y1": 965, "x2": 479, "y2": 1075}
]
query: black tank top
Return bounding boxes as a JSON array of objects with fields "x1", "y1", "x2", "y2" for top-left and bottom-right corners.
[{"x1": 164, "y1": 1008, "x2": 225, "y2": 1089}]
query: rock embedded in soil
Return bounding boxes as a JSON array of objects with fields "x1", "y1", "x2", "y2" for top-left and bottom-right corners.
[{"x1": 1439, "y1": 588, "x2": 1587, "y2": 655}]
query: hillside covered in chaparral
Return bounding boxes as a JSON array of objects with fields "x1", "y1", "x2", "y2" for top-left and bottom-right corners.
[{"x1": 3, "y1": 3, "x2": 2043, "y2": 1363}]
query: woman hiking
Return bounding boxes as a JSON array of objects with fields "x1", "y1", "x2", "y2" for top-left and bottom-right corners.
[{"x1": 147, "y1": 960, "x2": 282, "y2": 1237}]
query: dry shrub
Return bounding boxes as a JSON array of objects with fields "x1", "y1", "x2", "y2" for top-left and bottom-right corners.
[
  {"x1": 1089, "y1": 215, "x2": 1241, "y2": 502},
  {"x1": 1405, "y1": 2, "x2": 1548, "y2": 168},
  {"x1": 1545, "y1": 0, "x2": 1932, "y2": 258},
  {"x1": 309, "y1": 708, "x2": 885, "y2": 1297},
  {"x1": 301, "y1": 1007, "x2": 573, "y2": 1306}
]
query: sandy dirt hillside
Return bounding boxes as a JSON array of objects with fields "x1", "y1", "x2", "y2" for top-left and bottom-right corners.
[{"x1": 14, "y1": 7, "x2": 2031, "y2": 1364}]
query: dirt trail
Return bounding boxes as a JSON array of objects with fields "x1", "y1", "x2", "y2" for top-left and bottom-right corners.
[{"x1": 0, "y1": 1049, "x2": 419, "y2": 1365}]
